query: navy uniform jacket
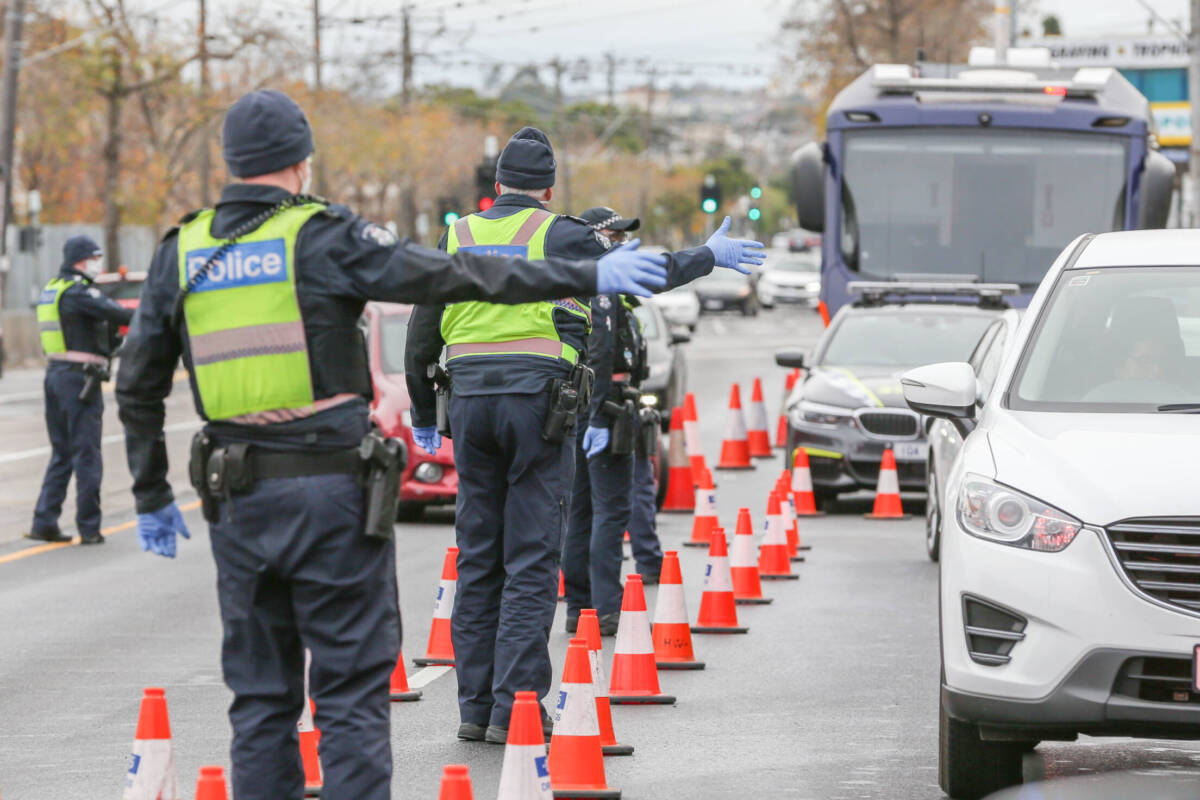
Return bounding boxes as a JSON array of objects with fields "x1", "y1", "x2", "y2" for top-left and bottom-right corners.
[
  {"x1": 116, "y1": 184, "x2": 605, "y2": 515},
  {"x1": 404, "y1": 193, "x2": 714, "y2": 428},
  {"x1": 52, "y1": 269, "x2": 134, "y2": 354}
]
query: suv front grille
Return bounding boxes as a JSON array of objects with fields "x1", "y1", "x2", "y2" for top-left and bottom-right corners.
[
  {"x1": 1106, "y1": 518, "x2": 1200, "y2": 613},
  {"x1": 962, "y1": 595, "x2": 1027, "y2": 666},
  {"x1": 855, "y1": 410, "x2": 919, "y2": 439},
  {"x1": 1114, "y1": 656, "x2": 1199, "y2": 705}
]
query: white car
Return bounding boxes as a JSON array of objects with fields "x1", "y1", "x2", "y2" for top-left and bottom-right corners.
[
  {"x1": 902, "y1": 230, "x2": 1200, "y2": 799},
  {"x1": 652, "y1": 285, "x2": 700, "y2": 332},
  {"x1": 757, "y1": 251, "x2": 821, "y2": 309},
  {"x1": 923, "y1": 308, "x2": 1022, "y2": 562}
]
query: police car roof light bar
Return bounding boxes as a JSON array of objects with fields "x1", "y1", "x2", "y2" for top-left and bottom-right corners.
[
  {"x1": 869, "y1": 63, "x2": 1113, "y2": 100},
  {"x1": 847, "y1": 281, "x2": 1021, "y2": 309}
]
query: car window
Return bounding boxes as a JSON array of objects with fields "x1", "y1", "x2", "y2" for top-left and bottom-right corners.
[
  {"x1": 378, "y1": 314, "x2": 409, "y2": 375},
  {"x1": 632, "y1": 304, "x2": 660, "y2": 339},
  {"x1": 772, "y1": 256, "x2": 820, "y2": 273},
  {"x1": 975, "y1": 323, "x2": 1009, "y2": 401},
  {"x1": 967, "y1": 320, "x2": 1002, "y2": 374},
  {"x1": 1011, "y1": 267, "x2": 1200, "y2": 411},
  {"x1": 819, "y1": 311, "x2": 994, "y2": 367}
]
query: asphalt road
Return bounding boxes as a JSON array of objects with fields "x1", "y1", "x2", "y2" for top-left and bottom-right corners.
[{"x1": 3, "y1": 305, "x2": 1200, "y2": 799}]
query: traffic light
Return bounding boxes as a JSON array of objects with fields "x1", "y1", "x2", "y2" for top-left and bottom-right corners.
[
  {"x1": 437, "y1": 197, "x2": 461, "y2": 227},
  {"x1": 700, "y1": 174, "x2": 721, "y2": 214},
  {"x1": 749, "y1": 185, "x2": 762, "y2": 200},
  {"x1": 475, "y1": 160, "x2": 497, "y2": 211},
  {"x1": 748, "y1": 207, "x2": 761, "y2": 222}
]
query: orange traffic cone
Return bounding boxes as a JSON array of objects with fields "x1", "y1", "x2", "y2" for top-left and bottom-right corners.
[
  {"x1": 123, "y1": 687, "x2": 178, "y2": 800},
  {"x1": 682, "y1": 392, "x2": 710, "y2": 483},
  {"x1": 549, "y1": 639, "x2": 621, "y2": 799},
  {"x1": 731, "y1": 508, "x2": 771, "y2": 605},
  {"x1": 791, "y1": 448, "x2": 823, "y2": 519},
  {"x1": 759, "y1": 491, "x2": 799, "y2": 581},
  {"x1": 414, "y1": 547, "x2": 457, "y2": 666},
  {"x1": 498, "y1": 691, "x2": 553, "y2": 799},
  {"x1": 775, "y1": 369, "x2": 799, "y2": 448},
  {"x1": 683, "y1": 468, "x2": 718, "y2": 548},
  {"x1": 652, "y1": 551, "x2": 705, "y2": 669},
  {"x1": 716, "y1": 384, "x2": 754, "y2": 470},
  {"x1": 609, "y1": 575, "x2": 676, "y2": 705},
  {"x1": 558, "y1": 569, "x2": 566, "y2": 602},
  {"x1": 193, "y1": 766, "x2": 228, "y2": 800},
  {"x1": 866, "y1": 448, "x2": 909, "y2": 520},
  {"x1": 438, "y1": 765, "x2": 475, "y2": 800},
  {"x1": 746, "y1": 378, "x2": 773, "y2": 458},
  {"x1": 660, "y1": 408, "x2": 695, "y2": 513},
  {"x1": 691, "y1": 528, "x2": 748, "y2": 634},
  {"x1": 775, "y1": 472, "x2": 807, "y2": 563},
  {"x1": 390, "y1": 648, "x2": 422, "y2": 701},
  {"x1": 579, "y1": 610, "x2": 634, "y2": 756}
]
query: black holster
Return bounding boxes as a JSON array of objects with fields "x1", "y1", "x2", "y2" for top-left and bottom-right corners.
[
  {"x1": 429, "y1": 364, "x2": 452, "y2": 439},
  {"x1": 543, "y1": 363, "x2": 594, "y2": 443},
  {"x1": 188, "y1": 432, "x2": 219, "y2": 523},
  {"x1": 638, "y1": 406, "x2": 661, "y2": 456},
  {"x1": 603, "y1": 398, "x2": 639, "y2": 455},
  {"x1": 360, "y1": 430, "x2": 406, "y2": 540},
  {"x1": 78, "y1": 362, "x2": 110, "y2": 402}
]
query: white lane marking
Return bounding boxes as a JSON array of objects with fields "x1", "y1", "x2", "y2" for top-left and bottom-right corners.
[
  {"x1": 0, "y1": 420, "x2": 201, "y2": 465},
  {"x1": 711, "y1": 318, "x2": 727, "y2": 335},
  {"x1": 0, "y1": 389, "x2": 43, "y2": 404},
  {"x1": 407, "y1": 665, "x2": 452, "y2": 689}
]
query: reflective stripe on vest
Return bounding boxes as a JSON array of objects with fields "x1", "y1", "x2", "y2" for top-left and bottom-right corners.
[
  {"x1": 177, "y1": 204, "x2": 325, "y2": 421},
  {"x1": 440, "y1": 206, "x2": 588, "y2": 365},
  {"x1": 36, "y1": 278, "x2": 75, "y2": 355}
]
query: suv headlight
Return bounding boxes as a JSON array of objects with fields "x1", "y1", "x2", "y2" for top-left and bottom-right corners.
[
  {"x1": 956, "y1": 475, "x2": 1082, "y2": 552},
  {"x1": 401, "y1": 409, "x2": 412, "y2": 427},
  {"x1": 789, "y1": 399, "x2": 851, "y2": 428}
]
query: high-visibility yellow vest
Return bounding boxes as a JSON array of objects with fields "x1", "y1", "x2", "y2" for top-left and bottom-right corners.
[
  {"x1": 441, "y1": 207, "x2": 590, "y2": 365},
  {"x1": 176, "y1": 203, "x2": 325, "y2": 420},
  {"x1": 36, "y1": 278, "x2": 76, "y2": 355}
]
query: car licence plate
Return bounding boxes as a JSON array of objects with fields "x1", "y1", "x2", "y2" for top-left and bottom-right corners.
[{"x1": 894, "y1": 442, "x2": 928, "y2": 461}]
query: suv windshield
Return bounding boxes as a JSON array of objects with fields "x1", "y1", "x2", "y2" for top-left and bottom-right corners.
[
  {"x1": 820, "y1": 310, "x2": 993, "y2": 367},
  {"x1": 1011, "y1": 267, "x2": 1200, "y2": 411},
  {"x1": 772, "y1": 256, "x2": 820, "y2": 273},
  {"x1": 378, "y1": 314, "x2": 409, "y2": 375}
]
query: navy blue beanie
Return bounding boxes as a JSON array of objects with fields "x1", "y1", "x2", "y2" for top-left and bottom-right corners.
[
  {"x1": 222, "y1": 90, "x2": 315, "y2": 178},
  {"x1": 495, "y1": 127, "x2": 556, "y2": 190},
  {"x1": 62, "y1": 235, "x2": 101, "y2": 268}
]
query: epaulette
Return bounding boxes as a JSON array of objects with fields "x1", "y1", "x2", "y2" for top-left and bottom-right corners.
[
  {"x1": 317, "y1": 203, "x2": 353, "y2": 220},
  {"x1": 161, "y1": 209, "x2": 204, "y2": 243},
  {"x1": 559, "y1": 214, "x2": 593, "y2": 228}
]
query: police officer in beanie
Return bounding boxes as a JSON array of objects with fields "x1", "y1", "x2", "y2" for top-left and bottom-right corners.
[
  {"x1": 115, "y1": 91, "x2": 670, "y2": 800},
  {"x1": 405, "y1": 128, "x2": 763, "y2": 742},
  {"x1": 29, "y1": 236, "x2": 132, "y2": 544}
]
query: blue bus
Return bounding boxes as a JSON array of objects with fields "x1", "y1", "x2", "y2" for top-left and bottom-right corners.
[{"x1": 791, "y1": 52, "x2": 1176, "y2": 320}]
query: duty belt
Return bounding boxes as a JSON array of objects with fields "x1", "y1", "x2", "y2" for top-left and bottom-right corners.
[
  {"x1": 445, "y1": 337, "x2": 578, "y2": 364},
  {"x1": 246, "y1": 448, "x2": 363, "y2": 480},
  {"x1": 47, "y1": 351, "x2": 107, "y2": 366}
]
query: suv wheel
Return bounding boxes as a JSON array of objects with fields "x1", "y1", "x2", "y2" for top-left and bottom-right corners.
[
  {"x1": 925, "y1": 460, "x2": 941, "y2": 562},
  {"x1": 938, "y1": 702, "x2": 1022, "y2": 799}
]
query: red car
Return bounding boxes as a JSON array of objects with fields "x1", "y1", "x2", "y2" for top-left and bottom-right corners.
[
  {"x1": 92, "y1": 267, "x2": 146, "y2": 336},
  {"x1": 362, "y1": 302, "x2": 457, "y2": 521}
]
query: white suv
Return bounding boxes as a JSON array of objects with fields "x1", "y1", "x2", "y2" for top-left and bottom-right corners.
[{"x1": 902, "y1": 230, "x2": 1200, "y2": 799}]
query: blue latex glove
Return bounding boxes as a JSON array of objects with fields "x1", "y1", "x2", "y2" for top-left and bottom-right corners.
[
  {"x1": 136, "y1": 502, "x2": 191, "y2": 559},
  {"x1": 705, "y1": 216, "x2": 766, "y2": 274},
  {"x1": 412, "y1": 425, "x2": 441, "y2": 456},
  {"x1": 596, "y1": 239, "x2": 668, "y2": 297},
  {"x1": 582, "y1": 425, "x2": 610, "y2": 459}
]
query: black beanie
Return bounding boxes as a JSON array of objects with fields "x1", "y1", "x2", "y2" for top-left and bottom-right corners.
[
  {"x1": 62, "y1": 235, "x2": 102, "y2": 268},
  {"x1": 495, "y1": 127, "x2": 556, "y2": 190},
  {"x1": 222, "y1": 90, "x2": 315, "y2": 178}
]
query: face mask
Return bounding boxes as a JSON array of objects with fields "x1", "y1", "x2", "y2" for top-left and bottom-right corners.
[
  {"x1": 82, "y1": 257, "x2": 103, "y2": 277},
  {"x1": 299, "y1": 158, "x2": 313, "y2": 195}
]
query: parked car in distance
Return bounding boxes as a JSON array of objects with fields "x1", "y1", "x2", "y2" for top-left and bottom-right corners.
[
  {"x1": 695, "y1": 268, "x2": 759, "y2": 316},
  {"x1": 362, "y1": 302, "x2": 456, "y2": 522},
  {"x1": 653, "y1": 285, "x2": 700, "y2": 332},
  {"x1": 758, "y1": 251, "x2": 821, "y2": 309},
  {"x1": 92, "y1": 267, "x2": 146, "y2": 335}
]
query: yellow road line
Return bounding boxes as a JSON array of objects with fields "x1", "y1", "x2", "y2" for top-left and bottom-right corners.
[{"x1": 0, "y1": 499, "x2": 202, "y2": 566}]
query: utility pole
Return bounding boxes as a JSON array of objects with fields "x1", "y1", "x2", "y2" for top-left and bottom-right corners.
[
  {"x1": 0, "y1": 0, "x2": 26, "y2": 293},
  {"x1": 604, "y1": 51, "x2": 616, "y2": 107},
  {"x1": 1191, "y1": 0, "x2": 1200, "y2": 225},
  {"x1": 637, "y1": 66, "x2": 656, "y2": 221},
  {"x1": 994, "y1": 0, "x2": 1010, "y2": 64},
  {"x1": 198, "y1": 0, "x2": 211, "y2": 206},
  {"x1": 550, "y1": 58, "x2": 571, "y2": 211},
  {"x1": 400, "y1": 3, "x2": 413, "y2": 107},
  {"x1": 311, "y1": 0, "x2": 327, "y2": 195}
]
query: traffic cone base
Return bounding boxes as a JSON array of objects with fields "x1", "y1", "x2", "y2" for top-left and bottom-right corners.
[
  {"x1": 736, "y1": 596, "x2": 773, "y2": 606},
  {"x1": 761, "y1": 573, "x2": 801, "y2": 581},
  {"x1": 602, "y1": 743, "x2": 635, "y2": 757},
  {"x1": 552, "y1": 790, "x2": 621, "y2": 799}
]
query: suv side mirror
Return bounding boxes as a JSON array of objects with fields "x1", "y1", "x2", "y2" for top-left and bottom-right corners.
[
  {"x1": 774, "y1": 349, "x2": 806, "y2": 369},
  {"x1": 901, "y1": 362, "x2": 976, "y2": 419},
  {"x1": 669, "y1": 327, "x2": 691, "y2": 345}
]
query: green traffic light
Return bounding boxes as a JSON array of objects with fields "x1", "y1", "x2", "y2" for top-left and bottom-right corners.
[
  {"x1": 701, "y1": 198, "x2": 718, "y2": 214},
  {"x1": 748, "y1": 208, "x2": 761, "y2": 221},
  {"x1": 443, "y1": 211, "x2": 460, "y2": 226},
  {"x1": 750, "y1": 186, "x2": 762, "y2": 199}
]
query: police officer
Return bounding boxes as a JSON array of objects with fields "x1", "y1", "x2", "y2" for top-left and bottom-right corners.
[
  {"x1": 115, "y1": 91, "x2": 670, "y2": 800},
  {"x1": 578, "y1": 207, "x2": 664, "y2": 585},
  {"x1": 29, "y1": 236, "x2": 132, "y2": 544},
  {"x1": 405, "y1": 128, "x2": 764, "y2": 742}
]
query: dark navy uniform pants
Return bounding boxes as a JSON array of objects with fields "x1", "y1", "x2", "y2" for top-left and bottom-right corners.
[
  {"x1": 209, "y1": 473, "x2": 399, "y2": 800},
  {"x1": 32, "y1": 363, "x2": 103, "y2": 537},
  {"x1": 449, "y1": 392, "x2": 572, "y2": 728},
  {"x1": 563, "y1": 424, "x2": 633, "y2": 618},
  {"x1": 627, "y1": 453, "x2": 663, "y2": 578}
]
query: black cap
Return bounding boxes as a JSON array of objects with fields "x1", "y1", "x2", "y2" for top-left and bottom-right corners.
[
  {"x1": 579, "y1": 206, "x2": 641, "y2": 232},
  {"x1": 495, "y1": 127, "x2": 556, "y2": 189},
  {"x1": 222, "y1": 90, "x2": 315, "y2": 178},
  {"x1": 62, "y1": 235, "x2": 102, "y2": 267}
]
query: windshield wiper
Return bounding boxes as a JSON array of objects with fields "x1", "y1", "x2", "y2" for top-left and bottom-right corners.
[{"x1": 1156, "y1": 403, "x2": 1200, "y2": 413}]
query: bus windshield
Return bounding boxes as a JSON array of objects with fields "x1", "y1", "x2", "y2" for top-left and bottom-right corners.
[{"x1": 841, "y1": 128, "x2": 1128, "y2": 287}]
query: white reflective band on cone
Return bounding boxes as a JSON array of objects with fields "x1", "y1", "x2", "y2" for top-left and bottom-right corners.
[
  {"x1": 588, "y1": 649, "x2": 609, "y2": 695},
  {"x1": 553, "y1": 681, "x2": 600, "y2": 736},
  {"x1": 877, "y1": 466, "x2": 900, "y2": 496},
  {"x1": 730, "y1": 529, "x2": 757, "y2": 568},
  {"x1": 763, "y1": 513, "x2": 786, "y2": 545},
  {"x1": 724, "y1": 408, "x2": 747, "y2": 439},
  {"x1": 498, "y1": 744, "x2": 553, "y2": 800},
  {"x1": 652, "y1": 582, "x2": 689, "y2": 624},
  {"x1": 683, "y1": 420, "x2": 702, "y2": 455},
  {"x1": 123, "y1": 740, "x2": 179, "y2": 800},
  {"x1": 749, "y1": 400, "x2": 769, "y2": 431},
  {"x1": 432, "y1": 579, "x2": 456, "y2": 620},
  {"x1": 613, "y1": 609, "x2": 654, "y2": 655},
  {"x1": 703, "y1": 557, "x2": 733, "y2": 592},
  {"x1": 694, "y1": 489, "x2": 717, "y2": 516},
  {"x1": 792, "y1": 466, "x2": 813, "y2": 492}
]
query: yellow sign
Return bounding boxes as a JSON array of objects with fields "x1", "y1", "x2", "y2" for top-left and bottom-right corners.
[{"x1": 1152, "y1": 101, "x2": 1191, "y2": 147}]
